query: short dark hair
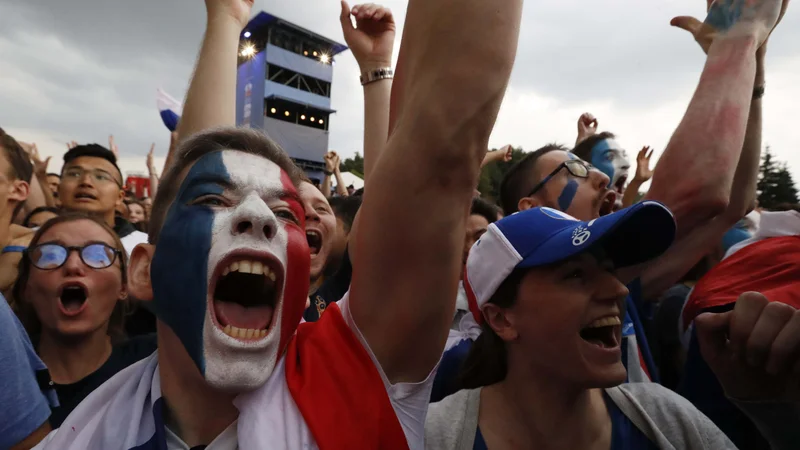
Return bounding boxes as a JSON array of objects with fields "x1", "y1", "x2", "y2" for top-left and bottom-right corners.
[
  {"x1": 498, "y1": 144, "x2": 567, "y2": 216},
  {"x1": 13, "y1": 212, "x2": 129, "y2": 342},
  {"x1": 62, "y1": 144, "x2": 123, "y2": 184},
  {"x1": 470, "y1": 197, "x2": 498, "y2": 225},
  {"x1": 572, "y1": 131, "x2": 616, "y2": 162},
  {"x1": 0, "y1": 128, "x2": 35, "y2": 219},
  {"x1": 458, "y1": 268, "x2": 527, "y2": 389},
  {"x1": 149, "y1": 127, "x2": 303, "y2": 244},
  {"x1": 22, "y1": 206, "x2": 59, "y2": 228},
  {"x1": 46, "y1": 173, "x2": 61, "y2": 179},
  {"x1": 329, "y1": 196, "x2": 362, "y2": 233}
]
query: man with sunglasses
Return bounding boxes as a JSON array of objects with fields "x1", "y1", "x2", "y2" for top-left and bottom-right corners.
[{"x1": 59, "y1": 145, "x2": 147, "y2": 256}]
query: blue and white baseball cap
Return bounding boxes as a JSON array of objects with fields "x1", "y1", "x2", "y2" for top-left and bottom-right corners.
[{"x1": 464, "y1": 201, "x2": 676, "y2": 323}]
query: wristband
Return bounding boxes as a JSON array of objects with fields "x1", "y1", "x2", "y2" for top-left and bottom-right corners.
[
  {"x1": 323, "y1": 170, "x2": 333, "y2": 176},
  {"x1": 360, "y1": 67, "x2": 393, "y2": 86},
  {"x1": 753, "y1": 85, "x2": 765, "y2": 100}
]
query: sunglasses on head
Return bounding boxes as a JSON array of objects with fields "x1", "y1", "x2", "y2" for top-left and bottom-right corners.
[{"x1": 27, "y1": 243, "x2": 122, "y2": 271}]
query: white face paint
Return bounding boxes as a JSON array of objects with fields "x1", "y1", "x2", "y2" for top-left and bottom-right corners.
[
  {"x1": 202, "y1": 152, "x2": 297, "y2": 390},
  {"x1": 589, "y1": 139, "x2": 631, "y2": 194}
]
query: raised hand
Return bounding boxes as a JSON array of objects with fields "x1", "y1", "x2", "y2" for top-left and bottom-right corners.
[
  {"x1": 696, "y1": 292, "x2": 800, "y2": 401},
  {"x1": 499, "y1": 144, "x2": 513, "y2": 163},
  {"x1": 671, "y1": 0, "x2": 788, "y2": 53},
  {"x1": 576, "y1": 113, "x2": 598, "y2": 144},
  {"x1": 147, "y1": 144, "x2": 156, "y2": 174},
  {"x1": 205, "y1": 0, "x2": 254, "y2": 29},
  {"x1": 340, "y1": 1, "x2": 396, "y2": 71},
  {"x1": 108, "y1": 135, "x2": 119, "y2": 159},
  {"x1": 324, "y1": 151, "x2": 341, "y2": 173},
  {"x1": 633, "y1": 146, "x2": 654, "y2": 183},
  {"x1": 66, "y1": 140, "x2": 78, "y2": 150},
  {"x1": 20, "y1": 142, "x2": 50, "y2": 177}
]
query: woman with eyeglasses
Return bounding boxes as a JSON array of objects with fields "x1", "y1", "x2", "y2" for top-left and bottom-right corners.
[{"x1": 13, "y1": 213, "x2": 156, "y2": 427}]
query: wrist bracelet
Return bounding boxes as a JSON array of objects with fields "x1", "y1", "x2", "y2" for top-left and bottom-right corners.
[
  {"x1": 323, "y1": 170, "x2": 333, "y2": 176},
  {"x1": 360, "y1": 67, "x2": 393, "y2": 86},
  {"x1": 753, "y1": 85, "x2": 765, "y2": 100}
]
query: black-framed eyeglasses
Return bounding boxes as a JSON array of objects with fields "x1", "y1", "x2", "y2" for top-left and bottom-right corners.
[
  {"x1": 27, "y1": 243, "x2": 122, "y2": 270},
  {"x1": 527, "y1": 159, "x2": 592, "y2": 197}
]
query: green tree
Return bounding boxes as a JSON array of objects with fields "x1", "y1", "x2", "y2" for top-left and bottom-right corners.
[
  {"x1": 478, "y1": 147, "x2": 528, "y2": 201},
  {"x1": 757, "y1": 147, "x2": 799, "y2": 209},
  {"x1": 340, "y1": 153, "x2": 364, "y2": 178}
]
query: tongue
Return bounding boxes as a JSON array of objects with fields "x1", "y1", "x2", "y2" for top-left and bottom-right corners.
[
  {"x1": 62, "y1": 298, "x2": 84, "y2": 312},
  {"x1": 214, "y1": 300, "x2": 273, "y2": 330}
]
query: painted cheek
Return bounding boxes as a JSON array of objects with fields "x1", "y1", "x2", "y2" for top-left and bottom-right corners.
[
  {"x1": 557, "y1": 179, "x2": 579, "y2": 212},
  {"x1": 590, "y1": 151, "x2": 615, "y2": 187}
]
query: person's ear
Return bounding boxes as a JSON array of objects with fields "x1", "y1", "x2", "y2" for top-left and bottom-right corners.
[
  {"x1": 517, "y1": 195, "x2": 540, "y2": 212},
  {"x1": 483, "y1": 304, "x2": 518, "y2": 342},
  {"x1": 128, "y1": 244, "x2": 155, "y2": 302},
  {"x1": 116, "y1": 186, "x2": 125, "y2": 208},
  {"x1": 9, "y1": 180, "x2": 30, "y2": 204}
]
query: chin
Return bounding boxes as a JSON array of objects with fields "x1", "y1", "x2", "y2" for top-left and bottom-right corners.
[{"x1": 585, "y1": 362, "x2": 627, "y2": 389}]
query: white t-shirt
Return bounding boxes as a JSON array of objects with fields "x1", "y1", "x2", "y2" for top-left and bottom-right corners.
[{"x1": 159, "y1": 294, "x2": 436, "y2": 450}]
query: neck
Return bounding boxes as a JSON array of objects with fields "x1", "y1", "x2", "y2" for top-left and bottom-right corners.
[
  {"x1": 480, "y1": 362, "x2": 610, "y2": 450},
  {"x1": 0, "y1": 213, "x2": 12, "y2": 248},
  {"x1": 308, "y1": 276, "x2": 323, "y2": 295},
  {"x1": 157, "y1": 322, "x2": 238, "y2": 447},
  {"x1": 105, "y1": 211, "x2": 117, "y2": 228},
  {"x1": 38, "y1": 327, "x2": 112, "y2": 385}
]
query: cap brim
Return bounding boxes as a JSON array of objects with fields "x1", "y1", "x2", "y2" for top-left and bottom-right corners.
[{"x1": 518, "y1": 201, "x2": 676, "y2": 269}]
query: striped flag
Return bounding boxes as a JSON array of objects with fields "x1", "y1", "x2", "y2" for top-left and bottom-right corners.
[{"x1": 156, "y1": 89, "x2": 181, "y2": 132}]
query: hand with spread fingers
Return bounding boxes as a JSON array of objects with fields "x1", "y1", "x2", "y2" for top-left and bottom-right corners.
[
  {"x1": 20, "y1": 142, "x2": 51, "y2": 178},
  {"x1": 633, "y1": 146, "x2": 654, "y2": 183},
  {"x1": 576, "y1": 113, "x2": 598, "y2": 145},
  {"x1": 671, "y1": 0, "x2": 789, "y2": 54},
  {"x1": 108, "y1": 135, "x2": 120, "y2": 159},
  {"x1": 340, "y1": 1, "x2": 396, "y2": 71},
  {"x1": 696, "y1": 291, "x2": 800, "y2": 402}
]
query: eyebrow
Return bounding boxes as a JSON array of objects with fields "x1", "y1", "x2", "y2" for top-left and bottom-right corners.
[{"x1": 183, "y1": 174, "x2": 237, "y2": 192}]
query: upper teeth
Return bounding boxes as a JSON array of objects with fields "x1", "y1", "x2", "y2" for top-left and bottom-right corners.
[
  {"x1": 221, "y1": 259, "x2": 276, "y2": 281},
  {"x1": 586, "y1": 316, "x2": 621, "y2": 328}
]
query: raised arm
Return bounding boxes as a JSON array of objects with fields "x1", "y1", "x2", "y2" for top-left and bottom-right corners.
[
  {"x1": 340, "y1": 2, "x2": 395, "y2": 185},
  {"x1": 621, "y1": 146, "x2": 653, "y2": 208},
  {"x1": 349, "y1": 0, "x2": 523, "y2": 383},
  {"x1": 147, "y1": 144, "x2": 159, "y2": 198},
  {"x1": 632, "y1": 0, "x2": 787, "y2": 299},
  {"x1": 176, "y1": 0, "x2": 253, "y2": 140},
  {"x1": 321, "y1": 151, "x2": 347, "y2": 198}
]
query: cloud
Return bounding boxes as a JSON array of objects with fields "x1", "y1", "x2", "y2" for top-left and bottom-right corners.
[{"x1": 2, "y1": 0, "x2": 799, "y2": 185}]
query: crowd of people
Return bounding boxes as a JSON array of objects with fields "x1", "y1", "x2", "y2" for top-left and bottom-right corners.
[{"x1": 1, "y1": 0, "x2": 799, "y2": 449}]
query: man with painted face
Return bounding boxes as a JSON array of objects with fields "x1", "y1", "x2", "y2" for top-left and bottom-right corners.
[
  {"x1": 35, "y1": 0, "x2": 522, "y2": 447},
  {"x1": 496, "y1": 0, "x2": 787, "y2": 383},
  {"x1": 571, "y1": 131, "x2": 631, "y2": 202}
]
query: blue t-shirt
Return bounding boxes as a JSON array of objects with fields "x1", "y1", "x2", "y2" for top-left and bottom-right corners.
[
  {"x1": 0, "y1": 294, "x2": 56, "y2": 449},
  {"x1": 471, "y1": 392, "x2": 657, "y2": 450}
]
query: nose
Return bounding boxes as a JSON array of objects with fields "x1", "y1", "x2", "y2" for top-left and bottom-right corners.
[
  {"x1": 230, "y1": 193, "x2": 279, "y2": 240},
  {"x1": 305, "y1": 202, "x2": 320, "y2": 224},
  {"x1": 596, "y1": 271, "x2": 629, "y2": 305},
  {"x1": 62, "y1": 250, "x2": 86, "y2": 277},
  {"x1": 589, "y1": 168, "x2": 611, "y2": 191}
]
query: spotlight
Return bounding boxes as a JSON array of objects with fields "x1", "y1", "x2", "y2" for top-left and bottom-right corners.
[
  {"x1": 270, "y1": 108, "x2": 276, "y2": 114},
  {"x1": 303, "y1": 51, "x2": 308, "y2": 56},
  {"x1": 312, "y1": 51, "x2": 318, "y2": 56},
  {"x1": 310, "y1": 117, "x2": 315, "y2": 122},
  {"x1": 243, "y1": 31, "x2": 251, "y2": 38},
  {"x1": 284, "y1": 111, "x2": 290, "y2": 117},
  {"x1": 319, "y1": 119, "x2": 324, "y2": 124},
  {"x1": 240, "y1": 43, "x2": 256, "y2": 58},
  {"x1": 319, "y1": 53, "x2": 330, "y2": 64},
  {"x1": 300, "y1": 114, "x2": 306, "y2": 120}
]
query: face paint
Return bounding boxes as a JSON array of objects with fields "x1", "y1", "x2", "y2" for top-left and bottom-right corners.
[
  {"x1": 589, "y1": 139, "x2": 630, "y2": 191},
  {"x1": 151, "y1": 150, "x2": 310, "y2": 391},
  {"x1": 558, "y1": 179, "x2": 579, "y2": 211}
]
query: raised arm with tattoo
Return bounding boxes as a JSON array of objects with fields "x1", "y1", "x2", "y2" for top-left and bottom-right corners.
[
  {"x1": 620, "y1": 0, "x2": 787, "y2": 299},
  {"x1": 340, "y1": 1, "x2": 395, "y2": 186},
  {"x1": 349, "y1": 0, "x2": 523, "y2": 383}
]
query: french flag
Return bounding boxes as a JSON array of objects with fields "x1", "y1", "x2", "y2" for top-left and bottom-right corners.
[{"x1": 156, "y1": 89, "x2": 182, "y2": 132}]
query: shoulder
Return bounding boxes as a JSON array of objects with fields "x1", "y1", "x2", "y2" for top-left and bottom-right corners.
[
  {"x1": 426, "y1": 389, "x2": 479, "y2": 450},
  {"x1": 608, "y1": 384, "x2": 734, "y2": 449}
]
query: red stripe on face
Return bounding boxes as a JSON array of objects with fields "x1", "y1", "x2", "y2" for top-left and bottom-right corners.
[{"x1": 278, "y1": 169, "x2": 311, "y2": 356}]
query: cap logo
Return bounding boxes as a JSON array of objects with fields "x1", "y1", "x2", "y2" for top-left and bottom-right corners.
[
  {"x1": 572, "y1": 226, "x2": 591, "y2": 246},
  {"x1": 541, "y1": 207, "x2": 578, "y2": 221}
]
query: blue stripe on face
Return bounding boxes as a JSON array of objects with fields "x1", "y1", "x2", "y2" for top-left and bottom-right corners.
[
  {"x1": 590, "y1": 139, "x2": 616, "y2": 187},
  {"x1": 150, "y1": 151, "x2": 229, "y2": 374},
  {"x1": 557, "y1": 179, "x2": 578, "y2": 211}
]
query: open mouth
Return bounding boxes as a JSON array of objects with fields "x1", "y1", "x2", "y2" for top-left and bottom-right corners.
[
  {"x1": 579, "y1": 316, "x2": 621, "y2": 349},
  {"x1": 306, "y1": 230, "x2": 322, "y2": 256},
  {"x1": 59, "y1": 284, "x2": 88, "y2": 316},
  {"x1": 74, "y1": 192, "x2": 98, "y2": 201},
  {"x1": 613, "y1": 174, "x2": 627, "y2": 195},
  {"x1": 211, "y1": 256, "x2": 282, "y2": 341},
  {"x1": 599, "y1": 191, "x2": 617, "y2": 216}
]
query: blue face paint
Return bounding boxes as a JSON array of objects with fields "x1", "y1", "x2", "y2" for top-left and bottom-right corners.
[
  {"x1": 557, "y1": 179, "x2": 578, "y2": 212},
  {"x1": 150, "y1": 151, "x2": 229, "y2": 374},
  {"x1": 705, "y1": 0, "x2": 745, "y2": 31}
]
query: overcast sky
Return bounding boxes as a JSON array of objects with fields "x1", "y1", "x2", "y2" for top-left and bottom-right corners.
[{"x1": 2, "y1": 0, "x2": 798, "y2": 185}]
